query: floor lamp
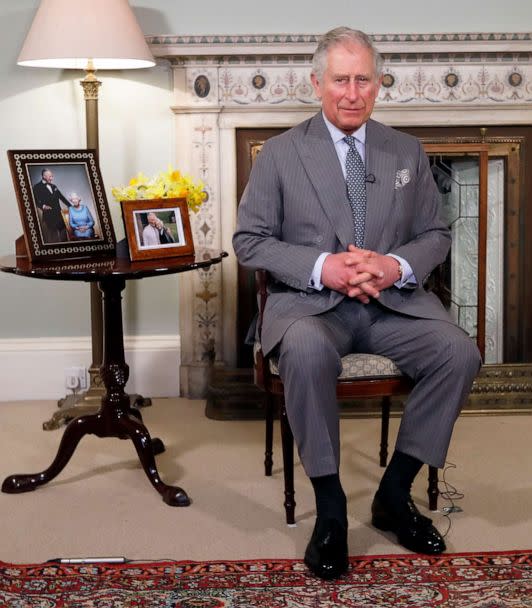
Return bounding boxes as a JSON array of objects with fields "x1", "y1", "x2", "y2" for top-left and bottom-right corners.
[{"x1": 17, "y1": 0, "x2": 155, "y2": 427}]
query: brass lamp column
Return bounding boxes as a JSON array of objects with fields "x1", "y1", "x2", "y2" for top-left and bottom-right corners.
[{"x1": 82, "y1": 63, "x2": 105, "y2": 403}]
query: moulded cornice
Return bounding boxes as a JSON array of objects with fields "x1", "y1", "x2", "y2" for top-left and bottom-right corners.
[{"x1": 147, "y1": 32, "x2": 532, "y2": 59}]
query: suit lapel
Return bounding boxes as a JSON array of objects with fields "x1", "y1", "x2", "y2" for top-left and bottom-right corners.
[
  {"x1": 293, "y1": 114, "x2": 354, "y2": 249},
  {"x1": 292, "y1": 115, "x2": 398, "y2": 252},
  {"x1": 364, "y1": 119, "x2": 396, "y2": 251}
]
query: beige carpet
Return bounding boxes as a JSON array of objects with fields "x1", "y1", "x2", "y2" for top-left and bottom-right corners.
[{"x1": 0, "y1": 398, "x2": 530, "y2": 565}]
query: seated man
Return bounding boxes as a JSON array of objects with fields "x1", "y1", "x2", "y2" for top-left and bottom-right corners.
[{"x1": 233, "y1": 26, "x2": 481, "y2": 580}]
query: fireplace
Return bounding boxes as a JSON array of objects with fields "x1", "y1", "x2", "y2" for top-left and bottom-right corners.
[{"x1": 148, "y1": 32, "x2": 532, "y2": 409}]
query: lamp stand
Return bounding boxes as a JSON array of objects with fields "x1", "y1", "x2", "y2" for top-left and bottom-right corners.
[
  {"x1": 43, "y1": 64, "x2": 151, "y2": 430},
  {"x1": 82, "y1": 63, "x2": 106, "y2": 403}
]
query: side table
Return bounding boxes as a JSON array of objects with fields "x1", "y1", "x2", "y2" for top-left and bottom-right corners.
[{"x1": 0, "y1": 248, "x2": 227, "y2": 506}]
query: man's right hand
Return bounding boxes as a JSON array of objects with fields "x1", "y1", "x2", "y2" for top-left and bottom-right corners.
[{"x1": 321, "y1": 249, "x2": 383, "y2": 303}]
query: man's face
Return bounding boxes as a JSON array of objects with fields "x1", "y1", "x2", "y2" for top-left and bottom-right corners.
[
  {"x1": 311, "y1": 42, "x2": 382, "y2": 134},
  {"x1": 147, "y1": 213, "x2": 158, "y2": 226},
  {"x1": 43, "y1": 171, "x2": 54, "y2": 184}
]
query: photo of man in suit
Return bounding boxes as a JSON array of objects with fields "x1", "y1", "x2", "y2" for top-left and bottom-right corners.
[
  {"x1": 233, "y1": 27, "x2": 482, "y2": 580},
  {"x1": 32, "y1": 168, "x2": 71, "y2": 243}
]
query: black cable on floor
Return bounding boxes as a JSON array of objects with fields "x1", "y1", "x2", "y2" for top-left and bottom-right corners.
[{"x1": 438, "y1": 460, "x2": 464, "y2": 538}]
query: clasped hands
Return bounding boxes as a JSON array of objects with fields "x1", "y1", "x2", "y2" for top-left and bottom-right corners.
[{"x1": 321, "y1": 245, "x2": 400, "y2": 304}]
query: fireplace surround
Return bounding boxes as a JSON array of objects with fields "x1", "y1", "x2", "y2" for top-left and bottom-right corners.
[{"x1": 147, "y1": 32, "x2": 532, "y2": 410}]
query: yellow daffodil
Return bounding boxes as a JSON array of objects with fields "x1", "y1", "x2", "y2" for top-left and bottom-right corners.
[{"x1": 112, "y1": 165, "x2": 206, "y2": 212}]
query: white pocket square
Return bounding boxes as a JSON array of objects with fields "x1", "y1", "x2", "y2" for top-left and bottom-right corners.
[{"x1": 395, "y1": 169, "x2": 411, "y2": 189}]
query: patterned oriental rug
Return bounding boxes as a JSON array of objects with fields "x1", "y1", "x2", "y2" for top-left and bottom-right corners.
[{"x1": 1, "y1": 550, "x2": 531, "y2": 607}]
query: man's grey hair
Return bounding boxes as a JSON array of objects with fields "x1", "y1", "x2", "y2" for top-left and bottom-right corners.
[{"x1": 311, "y1": 27, "x2": 383, "y2": 81}]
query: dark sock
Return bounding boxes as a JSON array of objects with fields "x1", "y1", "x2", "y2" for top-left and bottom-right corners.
[
  {"x1": 378, "y1": 450, "x2": 424, "y2": 508},
  {"x1": 310, "y1": 473, "x2": 347, "y2": 527}
]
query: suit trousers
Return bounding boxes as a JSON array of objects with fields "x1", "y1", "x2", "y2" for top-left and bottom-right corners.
[{"x1": 277, "y1": 296, "x2": 482, "y2": 477}]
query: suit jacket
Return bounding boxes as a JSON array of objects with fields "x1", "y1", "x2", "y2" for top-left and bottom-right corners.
[
  {"x1": 159, "y1": 226, "x2": 175, "y2": 244},
  {"x1": 33, "y1": 181, "x2": 71, "y2": 230},
  {"x1": 233, "y1": 113, "x2": 453, "y2": 356}
]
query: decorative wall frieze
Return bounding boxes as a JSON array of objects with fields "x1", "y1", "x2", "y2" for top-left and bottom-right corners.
[
  {"x1": 379, "y1": 64, "x2": 532, "y2": 106},
  {"x1": 150, "y1": 33, "x2": 532, "y2": 111},
  {"x1": 175, "y1": 63, "x2": 532, "y2": 107}
]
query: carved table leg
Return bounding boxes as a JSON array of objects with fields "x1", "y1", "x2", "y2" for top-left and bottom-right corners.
[
  {"x1": 2, "y1": 413, "x2": 103, "y2": 493},
  {"x1": 115, "y1": 414, "x2": 189, "y2": 506},
  {"x1": 129, "y1": 407, "x2": 165, "y2": 455},
  {"x1": 97, "y1": 276, "x2": 188, "y2": 506}
]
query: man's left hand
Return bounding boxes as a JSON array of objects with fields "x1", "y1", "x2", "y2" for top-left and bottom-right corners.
[{"x1": 345, "y1": 244, "x2": 401, "y2": 299}]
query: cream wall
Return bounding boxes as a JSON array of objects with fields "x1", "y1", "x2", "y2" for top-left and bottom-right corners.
[
  {"x1": 135, "y1": 0, "x2": 531, "y2": 36},
  {"x1": 0, "y1": 0, "x2": 530, "y2": 396}
]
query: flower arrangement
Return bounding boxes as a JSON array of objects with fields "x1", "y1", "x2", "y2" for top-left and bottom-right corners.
[{"x1": 112, "y1": 166, "x2": 206, "y2": 213}]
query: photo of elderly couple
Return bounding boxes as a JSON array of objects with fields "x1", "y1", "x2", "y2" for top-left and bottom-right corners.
[
  {"x1": 29, "y1": 163, "x2": 101, "y2": 244},
  {"x1": 134, "y1": 208, "x2": 185, "y2": 250}
]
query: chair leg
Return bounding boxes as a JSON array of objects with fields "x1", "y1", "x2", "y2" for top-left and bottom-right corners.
[
  {"x1": 428, "y1": 465, "x2": 439, "y2": 511},
  {"x1": 279, "y1": 400, "x2": 296, "y2": 525},
  {"x1": 379, "y1": 396, "x2": 391, "y2": 467},
  {"x1": 264, "y1": 394, "x2": 274, "y2": 476}
]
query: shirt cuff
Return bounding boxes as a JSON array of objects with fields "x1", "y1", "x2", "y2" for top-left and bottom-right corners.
[
  {"x1": 309, "y1": 252, "x2": 330, "y2": 291},
  {"x1": 386, "y1": 254, "x2": 417, "y2": 289}
]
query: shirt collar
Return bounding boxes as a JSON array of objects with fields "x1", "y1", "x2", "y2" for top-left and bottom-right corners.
[{"x1": 322, "y1": 111, "x2": 367, "y2": 146}]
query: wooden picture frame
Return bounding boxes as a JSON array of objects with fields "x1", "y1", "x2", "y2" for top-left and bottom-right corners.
[
  {"x1": 8, "y1": 149, "x2": 116, "y2": 262},
  {"x1": 120, "y1": 198, "x2": 194, "y2": 261}
]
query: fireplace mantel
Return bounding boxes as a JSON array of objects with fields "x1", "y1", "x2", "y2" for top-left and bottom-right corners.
[{"x1": 147, "y1": 33, "x2": 532, "y2": 398}]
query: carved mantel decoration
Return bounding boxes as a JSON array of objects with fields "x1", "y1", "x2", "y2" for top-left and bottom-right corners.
[
  {"x1": 147, "y1": 33, "x2": 532, "y2": 411},
  {"x1": 149, "y1": 32, "x2": 532, "y2": 118}
]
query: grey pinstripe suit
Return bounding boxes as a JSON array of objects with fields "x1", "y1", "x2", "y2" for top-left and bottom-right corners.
[{"x1": 233, "y1": 112, "x2": 481, "y2": 475}]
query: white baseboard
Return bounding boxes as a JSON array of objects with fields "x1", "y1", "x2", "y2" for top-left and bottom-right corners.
[{"x1": 0, "y1": 335, "x2": 181, "y2": 402}]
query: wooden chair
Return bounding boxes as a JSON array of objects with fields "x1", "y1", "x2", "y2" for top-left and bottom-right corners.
[
  {"x1": 254, "y1": 269, "x2": 439, "y2": 525},
  {"x1": 61, "y1": 208, "x2": 75, "y2": 240}
]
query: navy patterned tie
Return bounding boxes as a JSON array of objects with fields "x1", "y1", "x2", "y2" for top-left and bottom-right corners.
[{"x1": 344, "y1": 135, "x2": 366, "y2": 248}]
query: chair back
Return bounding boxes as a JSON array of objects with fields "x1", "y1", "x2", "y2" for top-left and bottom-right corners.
[{"x1": 61, "y1": 208, "x2": 74, "y2": 240}]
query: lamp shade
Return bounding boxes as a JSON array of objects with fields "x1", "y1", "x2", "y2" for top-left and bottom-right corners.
[{"x1": 18, "y1": 0, "x2": 155, "y2": 70}]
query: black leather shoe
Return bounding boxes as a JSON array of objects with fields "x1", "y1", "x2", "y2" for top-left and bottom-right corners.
[
  {"x1": 371, "y1": 493, "x2": 446, "y2": 554},
  {"x1": 304, "y1": 518, "x2": 348, "y2": 580}
]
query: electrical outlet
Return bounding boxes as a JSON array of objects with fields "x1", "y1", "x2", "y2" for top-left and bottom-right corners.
[{"x1": 64, "y1": 366, "x2": 87, "y2": 391}]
